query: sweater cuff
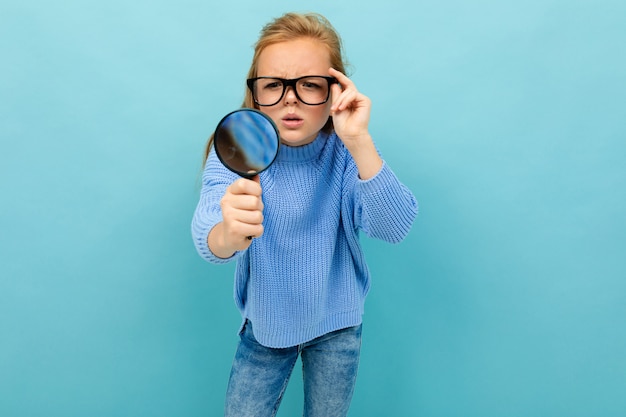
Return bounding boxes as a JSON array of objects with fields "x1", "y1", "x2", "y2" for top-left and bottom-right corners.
[
  {"x1": 357, "y1": 161, "x2": 393, "y2": 191},
  {"x1": 192, "y1": 219, "x2": 240, "y2": 264}
]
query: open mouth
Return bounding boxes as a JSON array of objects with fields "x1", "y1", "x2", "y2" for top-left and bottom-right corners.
[{"x1": 282, "y1": 114, "x2": 304, "y2": 128}]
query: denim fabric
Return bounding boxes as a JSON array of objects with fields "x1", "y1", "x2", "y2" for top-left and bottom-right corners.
[{"x1": 224, "y1": 320, "x2": 362, "y2": 417}]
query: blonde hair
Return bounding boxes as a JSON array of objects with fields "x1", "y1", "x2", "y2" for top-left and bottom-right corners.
[{"x1": 203, "y1": 12, "x2": 349, "y2": 164}]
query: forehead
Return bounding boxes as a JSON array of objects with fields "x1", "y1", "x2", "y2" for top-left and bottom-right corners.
[{"x1": 257, "y1": 38, "x2": 331, "y2": 77}]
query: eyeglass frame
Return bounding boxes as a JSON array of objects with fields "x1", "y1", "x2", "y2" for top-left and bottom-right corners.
[{"x1": 246, "y1": 76, "x2": 339, "y2": 106}]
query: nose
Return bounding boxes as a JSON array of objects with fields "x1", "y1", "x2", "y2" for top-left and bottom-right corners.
[{"x1": 283, "y1": 85, "x2": 298, "y2": 104}]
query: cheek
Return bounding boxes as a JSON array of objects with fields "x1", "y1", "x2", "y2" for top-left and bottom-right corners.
[
  {"x1": 308, "y1": 100, "x2": 330, "y2": 117},
  {"x1": 259, "y1": 108, "x2": 281, "y2": 126},
  {"x1": 313, "y1": 105, "x2": 332, "y2": 126}
]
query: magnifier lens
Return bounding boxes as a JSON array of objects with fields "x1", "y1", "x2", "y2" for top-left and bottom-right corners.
[{"x1": 214, "y1": 109, "x2": 280, "y2": 178}]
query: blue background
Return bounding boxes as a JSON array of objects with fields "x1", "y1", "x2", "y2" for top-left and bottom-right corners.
[{"x1": 1, "y1": 1, "x2": 625, "y2": 416}]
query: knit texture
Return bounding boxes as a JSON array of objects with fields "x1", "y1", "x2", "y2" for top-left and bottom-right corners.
[{"x1": 192, "y1": 131, "x2": 418, "y2": 348}]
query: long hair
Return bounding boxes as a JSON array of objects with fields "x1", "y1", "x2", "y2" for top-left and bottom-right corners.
[{"x1": 202, "y1": 12, "x2": 349, "y2": 164}]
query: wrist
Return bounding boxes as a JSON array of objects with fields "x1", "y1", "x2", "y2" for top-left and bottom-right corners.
[
  {"x1": 208, "y1": 223, "x2": 236, "y2": 259},
  {"x1": 342, "y1": 130, "x2": 370, "y2": 145}
]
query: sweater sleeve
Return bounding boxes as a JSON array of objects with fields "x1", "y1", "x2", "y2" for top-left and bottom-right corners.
[
  {"x1": 354, "y1": 161, "x2": 418, "y2": 243},
  {"x1": 191, "y1": 149, "x2": 241, "y2": 264}
]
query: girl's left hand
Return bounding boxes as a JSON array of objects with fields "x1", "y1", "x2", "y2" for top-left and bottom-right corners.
[{"x1": 329, "y1": 68, "x2": 371, "y2": 147}]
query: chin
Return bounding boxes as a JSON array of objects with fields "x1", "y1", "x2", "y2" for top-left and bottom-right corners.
[{"x1": 280, "y1": 132, "x2": 317, "y2": 147}]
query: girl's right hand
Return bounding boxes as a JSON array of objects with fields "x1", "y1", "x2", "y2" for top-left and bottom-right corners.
[{"x1": 208, "y1": 176, "x2": 264, "y2": 258}]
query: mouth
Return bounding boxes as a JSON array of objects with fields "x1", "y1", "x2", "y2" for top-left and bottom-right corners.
[{"x1": 282, "y1": 113, "x2": 304, "y2": 129}]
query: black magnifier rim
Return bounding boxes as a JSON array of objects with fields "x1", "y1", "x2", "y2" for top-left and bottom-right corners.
[{"x1": 213, "y1": 108, "x2": 280, "y2": 178}]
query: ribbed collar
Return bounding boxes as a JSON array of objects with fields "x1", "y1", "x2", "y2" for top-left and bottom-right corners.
[{"x1": 276, "y1": 132, "x2": 328, "y2": 163}]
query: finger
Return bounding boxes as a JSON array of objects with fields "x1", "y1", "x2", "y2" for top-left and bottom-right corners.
[
  {"x1": 330, "y1": 82, "x2": 343, "y2": 110},
  {"x1": 243, "y1": 223, "x2": 264, "y2": 240},
  {"x1": 328, "y1": 70, "x2": 360, "y2": 111},
  {"x1": 231, "y1": 217, "x2": 264, "y2": 236},
  {"x1": 229, "y1": 177, "x2": 262, "y2": 196},
  {"x1": 223, "y1": 193, "x2": 264, "y2": 212},
  {"x1": 329, "y1": 67, "x2": 354, "y2": 89},
  {"x1": 232, "y1": 207, "x2": 264, "y2": 225},
  {"x1": 222, "y1": 206, "x2": 264, "y2": 241},
  {"x1": 332, "y1": 88, "x2": 359, "y2": 112}
]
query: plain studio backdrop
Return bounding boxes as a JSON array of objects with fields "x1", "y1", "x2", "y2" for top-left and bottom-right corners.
[{"x1": 1, "y1": 1, "x2": 624, "y2": 416}]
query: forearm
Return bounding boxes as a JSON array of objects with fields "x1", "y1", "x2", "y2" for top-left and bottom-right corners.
[
  {"x1": 191, "y1": 193, "x2": 239, "y2": 264},
  {"x1": 344, "y1": 134, "x2": 383, "y2": 180},
  {"x1": 357, "y1": 163, "x2": 418, "y2": 243}
]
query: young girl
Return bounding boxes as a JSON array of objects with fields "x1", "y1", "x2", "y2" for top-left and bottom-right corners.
[{"x1": 192, "y1": 12, "x2": 418, "y2": 417}]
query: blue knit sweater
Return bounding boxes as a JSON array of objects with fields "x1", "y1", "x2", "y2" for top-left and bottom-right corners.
[{"x1": 192, "y1": 130, "x2": 417, "y2": 348}]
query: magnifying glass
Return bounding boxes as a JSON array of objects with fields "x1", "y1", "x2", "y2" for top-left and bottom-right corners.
[{"x1": 213, "y1": 109, "x2": 280, "y2": 179}]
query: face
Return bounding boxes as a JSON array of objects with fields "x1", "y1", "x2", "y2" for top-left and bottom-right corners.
[{"x1": 255, "y1": 38, "x2": 332, "y2": 147}]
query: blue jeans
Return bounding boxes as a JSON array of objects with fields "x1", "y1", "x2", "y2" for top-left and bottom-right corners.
[{"x1": 224, "y1": 320, "x2": 362, "y2": 417}]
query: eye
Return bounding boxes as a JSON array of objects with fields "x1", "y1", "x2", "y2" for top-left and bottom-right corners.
[
  {"x1": 299, "y1": 78, "x2": 324, "y2": 90},
  {"x1": 260, "y1": 79, "x2": 283, "y2": 90}
]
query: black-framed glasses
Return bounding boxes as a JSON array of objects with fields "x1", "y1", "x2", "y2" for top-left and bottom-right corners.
[{"x1": 247, "y1": 76, "x2": 338, "y2": 106}]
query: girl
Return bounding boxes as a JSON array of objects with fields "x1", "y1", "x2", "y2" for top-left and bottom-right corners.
[{"x1": 192, "y1": 12, "x2": 418, "y2": 417}]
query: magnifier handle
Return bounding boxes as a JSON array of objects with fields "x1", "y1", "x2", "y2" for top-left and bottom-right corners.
[{"x1": 247, "y1": 174, "x2": 260, "y2": 241}]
